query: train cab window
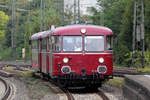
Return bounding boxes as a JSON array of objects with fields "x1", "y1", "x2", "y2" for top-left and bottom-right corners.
[
  {"x1": 32, "y1": 40, "x2": 38, "y2": 49},
  {"x1": 106, "y1": 36, "x2": 113, "y2": 51},
  {"x1": 52, "y1": 36, "x2": 61, "y2": 52},
  {"x1": 63, "y1": 36, "x2": 82, "y2": 52},
  {"x1": 85, "y1": 36, "x2": 104, "y2": 51}
]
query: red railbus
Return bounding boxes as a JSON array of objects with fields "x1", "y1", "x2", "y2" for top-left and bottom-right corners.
[{"x1": 31, "y1": 25, "x2": 113, "y2": 88}]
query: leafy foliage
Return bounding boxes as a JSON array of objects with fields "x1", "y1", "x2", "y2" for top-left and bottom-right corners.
[
  {"x1": 137, "y1": 67, "x2": 150, "y2": 73},
  {"x1": 0, "y1": 0, "x2": 66, "y2": 60},
  {"x1": 0, "y1": 11, "x2": 9, "y2": 38},
  {"x1": 91, "y1": 0, "x2": 150, "y2": 68},
  {"x1": 124, "y1": 50, "x2": 150, "y2": 68},
  {"x1": 0, "y1": 47, "x2": 11, "y2": 60}
]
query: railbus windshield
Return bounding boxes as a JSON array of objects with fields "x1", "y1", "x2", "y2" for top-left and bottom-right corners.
[
  {"x1": 63, "y1": 36, "x2": 82, "y2": 51},
  {"x1": 61, "y1": 35, "x2": 111, "y2": 52},
  {"x1": 85, "y1": 36, "x2": 104, "y2": 51}
]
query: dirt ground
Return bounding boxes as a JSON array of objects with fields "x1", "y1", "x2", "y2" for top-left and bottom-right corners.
[
  {"x1": 5, "y1": 74, "x2": 128, "y2": 100},
  {"x1": 6, "y1": 76, "x2": 58, "y2": 100},
  {"x1": 100, "y1": 77, "x2": 128, "y2": 100}
]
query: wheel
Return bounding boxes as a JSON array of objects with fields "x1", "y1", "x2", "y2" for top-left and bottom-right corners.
[
  {"x1": 57, "y1": 79, "x2": 67, "y2": 88},
  {"x1": 85, "y1": 83, "x2": 101, "y2": 92}
]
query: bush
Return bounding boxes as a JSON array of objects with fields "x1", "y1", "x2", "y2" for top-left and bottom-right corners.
[
  {"x1": 123, "y1": 50, "x2": 150, "y2": 68},
  {"x1": 0, "y1": 47, "x2": 12, "y2": 60},
  {"x1": 137, "y1": 67, "x2": 150, "y2": 73},
  {"x1": 5, "y1": 66, "x2": 15, "y2": 71},
  {"x1": 107, "y1": 77, "x2": 125, "y2": 88},
  {"x1": 17, "y1": 71, "x2": 33, "y2": 78}
]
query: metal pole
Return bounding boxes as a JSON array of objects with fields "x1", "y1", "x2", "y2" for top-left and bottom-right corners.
[
  {"x1": 43, "y1": 0, "x2": 46, "y2": 30},
  {"x1": 78, "y1": 0, "x2": 80, "y2": 23},
  {"x1": 40, "y1": 0, "x2": 43, "y2": 31},
  {"x1": 101, "y1": 0, "x2": 104, "y2": 25},
  {"x1": 74, "y1": 0, "x2": 76, "y2": 24},
  {"x1": 60, "y1": 0, "x2": 64, "y2": 25},
  {"x1": 132, "y1": 0, "x2": 137, "y2": 66},
  {"x1": 11, "y1": 0, "x2": 16, "y2": 59},
  {"x1": 141, "y1": 0, "x2": 145, "y2": 68},
  {"x1": 25, "y1": 1, "x2": 31, "y2": 62}
]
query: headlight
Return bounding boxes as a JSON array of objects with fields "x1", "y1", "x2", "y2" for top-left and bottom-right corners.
[
  {"x1": 99, "y1": 58, "x2": 104, "y2": 63},
  {"x1": 61, "y1": 66, "x2": 71, "y2": 74},
  {"x1": 97, "y1": 66, "x2": 107, "y2": 74},
  {"x1": 63, "y1": 58, "x2": 69, "y2": 63}
]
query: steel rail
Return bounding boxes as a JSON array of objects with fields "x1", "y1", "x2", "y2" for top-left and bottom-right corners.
[
  {"x1": 35, "y1": 73, "x2": 75, "y2": 100},
  {"x1": 61, "y1": 88, "x2": 75, "y2": 100},
  {"x1": 0, "y1": 76, "x2": 11, "y2": 100},
  {"x1": 49, "y1": 79, "x2": 75, "y2": 100},
  {"x1": 97, "y1": 89, "x2": 109, "y2": 100}
]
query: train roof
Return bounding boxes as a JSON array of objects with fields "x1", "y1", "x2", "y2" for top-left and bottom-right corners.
[
  {"x1": 31, "y1": 30, "x2": 50, "y2": 40},
  {"x1": 53, "y1": 25, "x2": 113, "y2": 35},
  {"x1": 31, "y1": 25, "x2": 113, "y2": 40}
]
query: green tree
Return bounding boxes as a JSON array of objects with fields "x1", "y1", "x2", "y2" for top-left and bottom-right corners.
[
  {"x1": 1, "y1": 0, "x2": 65, "y2": 60},
  {"x1": 91, "y1": 0, "x2": 129, "y2": 64},
  {"x1": 0, "y1": 11, "x2": 8, "y2": 39}
]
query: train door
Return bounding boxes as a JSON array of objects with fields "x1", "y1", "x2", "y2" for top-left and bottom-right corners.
[
  {"x1": 38, "y1": 39, "x2": 42, "y2": 72},
  {"x1": 46, "y1": 37, "x2": 50, "y2": 74},
  {"x1": 41, "y1": 38, "x2": 47, "y2": 73},
  {"x1": 31, "y1": 40, "x2": 38, "y2": 70},
  {"x1": 49, "y1": 36, "x2": 53, "y2": 76},
  {"x1": 51, "y1": 36, "x2": 61, "y2": 76}
]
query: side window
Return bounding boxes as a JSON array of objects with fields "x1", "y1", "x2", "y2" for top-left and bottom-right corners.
[
  {"x1": 52, "y1": 36, "x2": 61, "y2": 52},
  {"x1": 32, "y1": 40, "x2": 38, "y2": 49},
  {"x1": 47, "y1": 38, "x2": 49, "y2": 51},
  {"x1": 106, "y1": 36, "x2": 113, "y2": 50},
  {"x1": 41, "y1": 39, "x2": 47, "y2": 50},
  {"x1": 49, "y1": 37, "x2": 52, "y2": 51}
]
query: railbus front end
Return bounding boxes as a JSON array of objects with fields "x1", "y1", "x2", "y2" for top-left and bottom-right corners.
[{"x1": 51, "y1": 25, "x2": 113, "y2": 87}]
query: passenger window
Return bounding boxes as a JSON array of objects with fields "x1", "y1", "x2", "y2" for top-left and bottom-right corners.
[
  {"x1": 52, "y1": 36, "x2": 61, "y2": 52},
  {"x1": 106, "y1": 36, "x2": 113, "y2": 50},
  {"x1": 32, "y1": 40, "x2": 38, "y2": 49},
  {"x1": 41, "y1": 39, "x2": 47, "y2": 50},
  {"x1": 47, "y1": 38, "x2": 49, "y2": 51}
]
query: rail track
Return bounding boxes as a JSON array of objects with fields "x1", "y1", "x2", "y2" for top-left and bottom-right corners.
[
  {"x1": 97, "y1": 89, "x2": 109, "y2": 100},
  {"x1": 34, "y1": 73, "x2": 75, "y2": 100},
  {"x1": 37, "y1": 73, "x2": 109, "y2": 100},
  {"x1": 0, "y1": 76, "x2": 11, "y2": 100},
  {"x1": 114, "y1": 67, "x2": 139, "y2": 77},
  {"x1": 1, "y1": 61, "x2": 138, "y2": 100},
  {"x1": 49, "y1": 81, "x2": 75, "y2": 100},
  {"x1": 63, "y1": 89, "x2": 75, "y2": 100}
]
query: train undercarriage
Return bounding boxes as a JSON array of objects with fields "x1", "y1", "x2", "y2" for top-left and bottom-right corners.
[{"x1": 41, "y1": 72, "x2": 113, "y2": 89}]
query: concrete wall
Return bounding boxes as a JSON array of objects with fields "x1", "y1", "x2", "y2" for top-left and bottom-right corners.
[{"x1": 123, "y1": 75, "x2": 150, "y2": 100}]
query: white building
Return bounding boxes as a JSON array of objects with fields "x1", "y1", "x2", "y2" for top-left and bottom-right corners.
[{"x1": 64, "y1": 0, "x2": 99, "y2": 15}]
